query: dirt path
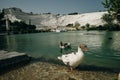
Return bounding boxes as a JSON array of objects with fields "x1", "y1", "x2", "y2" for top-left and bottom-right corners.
[{"x1": 0, "y1": 62, "x2": 118, "y2": 80}]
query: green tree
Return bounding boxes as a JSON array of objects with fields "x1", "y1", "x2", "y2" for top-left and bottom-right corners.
[
  {"x1": 102, "y1": 13, "x2": 113, "y2": 23},
  {"x1": 102, "y1": 0, "x2": 120, "y2": 22},
  {"x1": 85, "y1": 23, "x2": 90, "y2": 29},
  {"x1": 66, "y1": 24, "x2": 73, "y2": 27}
]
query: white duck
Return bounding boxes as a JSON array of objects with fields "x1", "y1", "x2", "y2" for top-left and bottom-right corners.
[{"x1": 58, "y1": 44, "x2": 88, "y2": 70}]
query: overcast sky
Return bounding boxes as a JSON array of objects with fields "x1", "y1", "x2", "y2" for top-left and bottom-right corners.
[{"x1": 0, "y1": 0, "x2": 105, "y2": 14}]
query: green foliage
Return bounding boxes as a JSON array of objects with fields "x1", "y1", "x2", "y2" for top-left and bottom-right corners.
[
  {"x1": 80, "y1": 23, "x2": 90, "y2": 30},
  {"x1": 85, "y1": 23, "x2": 90, "y2": 28},
  {"x1": 102, "y1": 0, "x2": 110, "y2": 10},
  {"x1": 66, "y1": 24, "x2": 73, "y2": 27},
  {"x1": 10, "y1": 21, "x2": 36, "y2": 33},
  {"x1": 101, "y1": 13, "x2": 113, "y2": 23},
  {"x1": 0, "y1": 9, "x2": 37, "y2": 34},
  {"x1": 87, "y1": 23, "x2": 120, "y2": 31},
  {"x1": 81, "y1": 26, "x2": 85, "y2": 30},
  {"x1": 66, "y1": 22, "x2": 81, "y2": 30},
  {"x1": 102, "y1": 0, "x2": 120, "y2": 22},
  {"x1": 102, "y1": 0, "x2": 120, "y2": 30},
  {"x1": 68, "y1": 12, "x2": 78, "y2": 15},
  {"x1": 0, "y1": 12, "x2": 4, "y2": 20},
  {"x1": 0, "y1": 12, "x2": 6, "y2": 33},
  {"x1": 0, "y1": 19, "x2": 36, "y2": 33}
]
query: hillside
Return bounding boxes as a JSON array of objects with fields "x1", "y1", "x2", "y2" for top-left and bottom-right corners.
[{"x1": 3, "y1": 8, "x2": 107, "y2": 30}]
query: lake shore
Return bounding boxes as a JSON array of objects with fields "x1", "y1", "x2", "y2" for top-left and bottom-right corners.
[{"x1": 0, "y1": 61, "x2": 118, "y2": 80}]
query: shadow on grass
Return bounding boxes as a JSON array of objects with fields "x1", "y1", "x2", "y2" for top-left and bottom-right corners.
[
  {"x1": 76, "y1": 65, "x2": 120, "y2": 73},
  {"x1": 0, "y1": 58, "x2": 31, "y2": 75},
  {"x1": 32, "y1": 56, "x2": 120, "y2": 73}
]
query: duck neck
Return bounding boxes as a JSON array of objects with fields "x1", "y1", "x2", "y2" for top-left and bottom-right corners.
[
  {"x1": 77, "y1": 47, "x2": 84, "y2": 55},
  {"x1": 60, "y1": 42, "x2": 63, "y2": 46}
]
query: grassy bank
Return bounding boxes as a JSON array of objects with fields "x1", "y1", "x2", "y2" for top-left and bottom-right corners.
[{"x1": 0, "y1": 60, "x2": 118, "y2": 80}]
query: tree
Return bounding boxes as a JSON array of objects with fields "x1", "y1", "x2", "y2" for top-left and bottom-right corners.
[
  {"x1": 102, "y1": 0, "x2": 120, "y2": 22},
  {"x1": 101, "y1": 13, "x2": 113, "y2": 23},
  {"x1": 30, "y1": 12, "x2": 33, "y2": 15},
  {"x1": 66, "y1": 24, "x2": 73, "y2": 27},
  {"x1": 68, "y1": 12, "x2": 78, "y2": 15},
  {"x1": 74, "y1": 22, "x2": 80, "y2": 30},
  {"x1": 85, "y1": 23, "x2": 90, "y2": 29}
]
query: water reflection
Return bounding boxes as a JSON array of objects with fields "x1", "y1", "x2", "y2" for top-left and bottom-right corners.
[
  {"x1": 0, "y1": 31, "x2": 120, "y2": 69},
  {"x1": 59, "y1": 46, "x2": 72, "y2": 54},
  {"x1": 101, "y1": 31, "x2": 114, "y2": 49},
  {"x1": 0, "y1": 36, "x2": 7, "y2": 50},
  {"x1": 0, "y1": 35, "x2": 17, "y2": 51}
]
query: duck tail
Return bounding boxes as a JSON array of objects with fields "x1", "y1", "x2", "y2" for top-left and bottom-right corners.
[{"x1": 57, "y1": 56, "x2": 62, "y2": 60}]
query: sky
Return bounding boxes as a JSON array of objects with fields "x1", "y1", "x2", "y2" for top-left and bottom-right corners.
[{"x1": 0, "y1": 0, "x2": 105, "y2": 14}]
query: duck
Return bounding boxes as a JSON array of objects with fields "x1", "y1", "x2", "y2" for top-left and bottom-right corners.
[
  {"x1": 58, "y1": 44, "x2": 88, "y2": 70},
  {"x1": 118, "y1": 73, "x2": 120, "y2": 80},
  {"x1": 59, "y1": 41, "x2": 71, "y2": 49}
]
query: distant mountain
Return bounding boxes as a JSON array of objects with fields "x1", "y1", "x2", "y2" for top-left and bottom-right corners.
[{"x1": 3, "y1": 7, "x2": 107, "y2": 30}]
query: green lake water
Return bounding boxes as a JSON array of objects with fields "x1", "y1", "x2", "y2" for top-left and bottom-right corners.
[{"x1": 0, "y1": 31, "x2": 120, "y2": 69}]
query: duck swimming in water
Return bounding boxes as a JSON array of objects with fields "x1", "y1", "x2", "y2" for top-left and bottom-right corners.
[{"x1": 59, "y1": 41, "x2": 71, "y2": 49}]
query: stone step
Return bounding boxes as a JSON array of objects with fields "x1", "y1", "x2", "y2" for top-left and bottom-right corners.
[{"x1": 0, "y1": 50, "x2": 31, "y2": 68}]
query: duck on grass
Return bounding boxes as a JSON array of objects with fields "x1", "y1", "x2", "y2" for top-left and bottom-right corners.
[{"x1": 58, "y1": 44, "x2": 88, "y2": 71}]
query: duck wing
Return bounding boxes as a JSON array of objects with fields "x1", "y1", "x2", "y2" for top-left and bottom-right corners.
[{"x1": 58, "y1": 52, "x2": 77, "y2": 65}]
